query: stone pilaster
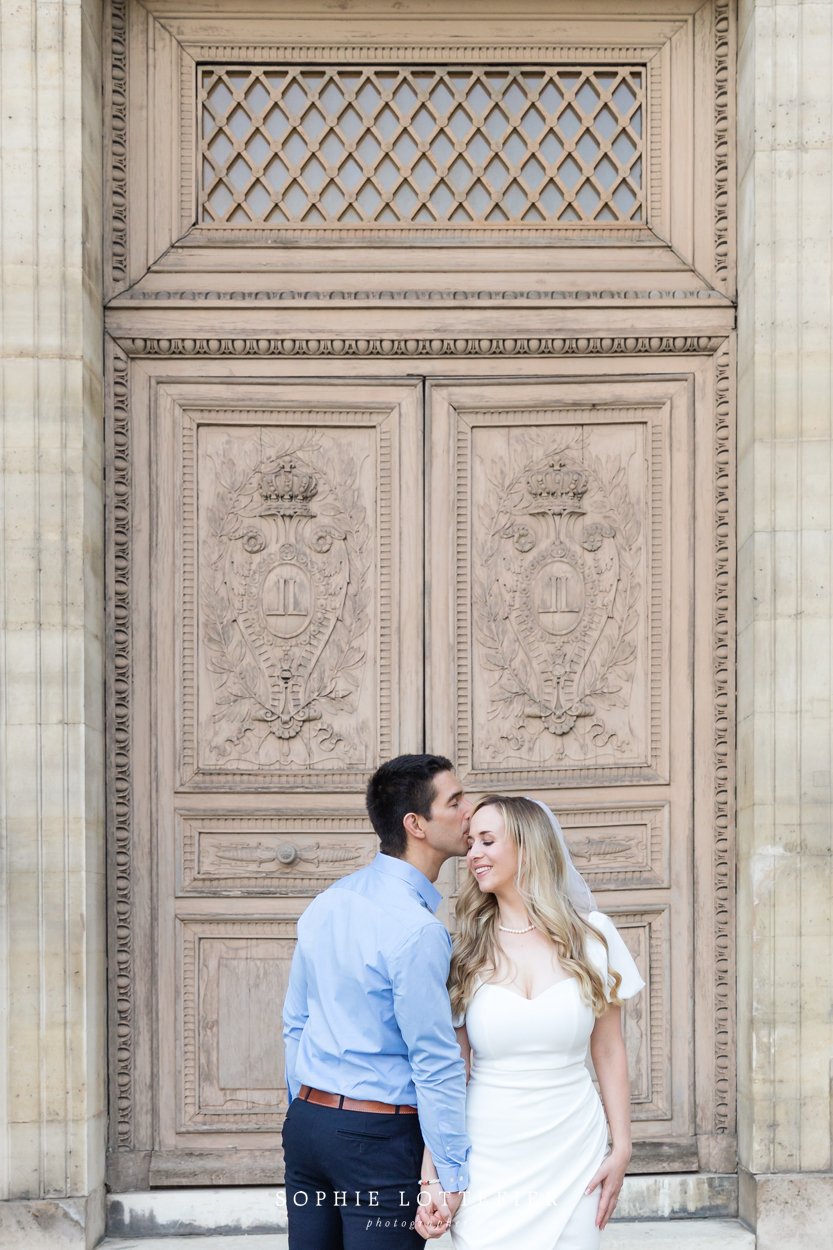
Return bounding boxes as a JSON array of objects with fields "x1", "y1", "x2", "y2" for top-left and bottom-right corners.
[
  {"x1": 0, "y1": 0, "x2": 106, "y2": 1245},
  {"x1": 736, "y1": 0, "x2": 833, "y2": 1245}
]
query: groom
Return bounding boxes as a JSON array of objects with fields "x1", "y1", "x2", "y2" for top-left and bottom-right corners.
[{"x1": 282, "y1": 754, "x2": 472, "y2": 1248}]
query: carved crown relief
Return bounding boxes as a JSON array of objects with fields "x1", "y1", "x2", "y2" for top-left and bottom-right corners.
[
  {"x1": 193, "y1": 424, "x2": 374, "y2": 773},
  {"x1": 472, "y1": 421, "x2": 650, "y2": 770}
]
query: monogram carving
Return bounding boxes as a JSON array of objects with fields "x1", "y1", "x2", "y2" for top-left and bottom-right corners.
[
  {"x1": 474, "y1": 427, "x2": 646, "y2": 766},
  {"x1": 195, "y1": 428, "x2": 372, "y2": 771}
]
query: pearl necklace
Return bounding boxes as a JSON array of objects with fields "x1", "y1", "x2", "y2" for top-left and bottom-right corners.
[{"x1": 498, "y1": 922, "x2": 535, "y2": 934}]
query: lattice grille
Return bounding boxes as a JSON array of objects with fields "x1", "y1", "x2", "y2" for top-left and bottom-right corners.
[{"x1": 199, "y1": 65, "x2": 645, "y2": 228}]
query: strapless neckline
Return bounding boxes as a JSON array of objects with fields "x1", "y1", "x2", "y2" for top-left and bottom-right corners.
[{"x1": 478, "y1": 978, "x2": 576, "y2": 1003}]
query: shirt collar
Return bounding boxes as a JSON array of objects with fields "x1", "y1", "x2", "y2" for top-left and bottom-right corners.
[{"x1": 371, "y1": 853, "x2": 443, "y2": 913}]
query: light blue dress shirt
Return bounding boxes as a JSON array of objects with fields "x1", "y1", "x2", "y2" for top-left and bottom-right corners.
[{"x1": 283, "y1": 852, "x2": 470, "y2": 1191}]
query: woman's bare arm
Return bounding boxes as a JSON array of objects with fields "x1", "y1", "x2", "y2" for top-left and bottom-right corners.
[{"x1": 586, "y1": 1004, "x2": 632, "y2": 1228}]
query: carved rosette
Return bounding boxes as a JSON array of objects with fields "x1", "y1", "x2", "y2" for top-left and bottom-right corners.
[
  {"x1": 475, "y1": 443, "x2": 642, "y2": 762},
  {"x1": 200, "y1": 436, "x2": 371, "y2": 769}
]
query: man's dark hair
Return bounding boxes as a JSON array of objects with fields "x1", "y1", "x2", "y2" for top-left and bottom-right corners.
[{"x1": 365, "y1": 754, "x2": 454, "y2": 857}]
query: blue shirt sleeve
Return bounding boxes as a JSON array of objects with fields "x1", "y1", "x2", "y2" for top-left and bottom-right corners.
[
  {"x1": 388, "y1": 922, "x2": 471, "y2": 1191},
  {"x1": 282, "y1": 941, "x2": 309, "y2": 1103}
]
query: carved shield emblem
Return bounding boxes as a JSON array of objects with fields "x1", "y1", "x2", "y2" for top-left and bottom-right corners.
[
  {"x1": 475, "y1": 444, "x2": 640, "y2": 758},
  {"x1": 201, "y1": 436, "x2": 371, "y2": 767}
]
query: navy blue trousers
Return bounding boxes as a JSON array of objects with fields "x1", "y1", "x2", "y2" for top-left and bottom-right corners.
[{"x1": 282, "y1": 1097, "x2": 425, "y2": 1249}]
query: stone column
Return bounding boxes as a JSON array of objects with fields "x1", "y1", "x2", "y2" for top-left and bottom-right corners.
[
  {"x1": 0, "y1": 0, "x2": 106, "y2": 1246},
  {"x1": 736, "y1": 1, "x2": 833, "y2": 1247}
]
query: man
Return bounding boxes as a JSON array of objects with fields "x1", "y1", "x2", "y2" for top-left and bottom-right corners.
[{"x1": 282, "y1": 754, "x2": 472, "y2": 1249}]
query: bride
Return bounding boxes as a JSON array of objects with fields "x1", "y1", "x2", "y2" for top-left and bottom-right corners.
[{"x1": 417, "y1": 794, "x2": 644, "y2": 1249}]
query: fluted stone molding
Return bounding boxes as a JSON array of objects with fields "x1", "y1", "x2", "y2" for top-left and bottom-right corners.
[
  {"x1": 737, "y1": 0, "x2": 833, "y2": 1242},
  {"x1": 0, "y1": 0, "x2": 106, "y2": 1244}
]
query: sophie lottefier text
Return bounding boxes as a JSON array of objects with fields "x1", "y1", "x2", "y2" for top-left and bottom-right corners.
[{"x1": 290, "y1": 1187, "x2": 559, "y2": 1229}]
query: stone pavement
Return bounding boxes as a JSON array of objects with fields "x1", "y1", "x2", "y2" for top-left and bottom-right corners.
[{"x1": 100, "y1": 1218, "x2": 755, "y2": 1249}]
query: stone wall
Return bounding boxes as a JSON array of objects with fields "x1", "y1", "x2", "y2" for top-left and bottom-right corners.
[
  {"x1": 736, "y1": 0, "x2": 833, "y2": 1244},
  {"x1": 0, "y1": 0, "x2": 106, "y2": 1245}
]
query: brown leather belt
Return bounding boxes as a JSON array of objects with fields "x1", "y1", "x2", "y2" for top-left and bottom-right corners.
[{"x1": 299, "y1": 1085, "x2": 418, "y2": 1115}]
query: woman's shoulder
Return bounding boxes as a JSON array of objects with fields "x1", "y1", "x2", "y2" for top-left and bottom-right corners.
[
  {"x1": 580, "y1": 909, "x2": 612, "y2": 934},
  {"x1": 582, "y1": 911, "x2": 646, "y2": 1000}
]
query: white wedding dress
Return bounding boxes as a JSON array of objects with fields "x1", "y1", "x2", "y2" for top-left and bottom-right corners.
[{"x1": 450, "y1": 912, "x2": 644, "y2": 1250}]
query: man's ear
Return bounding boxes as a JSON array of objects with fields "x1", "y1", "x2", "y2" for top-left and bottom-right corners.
[{"x1": 403, "y1": 811, "x2": 425, "y2": 841}]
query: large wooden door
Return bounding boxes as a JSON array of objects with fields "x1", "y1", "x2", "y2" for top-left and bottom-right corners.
[
  {"x1": 137, "y1": 375, "x2": 423, "y2": 1182},
  {"x1": 429, "y1": 375, "x2": 699, "y2": 1167},
  {"x1": 104, "y1": 0, "x2": 735, "y2": 1192}
]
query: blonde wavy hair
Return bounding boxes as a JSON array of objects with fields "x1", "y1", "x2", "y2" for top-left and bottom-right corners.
[{"x1": 449, "y1": 795, "x2": 622, "y2": 1020}]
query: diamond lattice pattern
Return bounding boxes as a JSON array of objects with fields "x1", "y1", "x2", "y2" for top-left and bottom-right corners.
[{"x1": 199, "y1": 65, "x2": 645, "y2": 228}]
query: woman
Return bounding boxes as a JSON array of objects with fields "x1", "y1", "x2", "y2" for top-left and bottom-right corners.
[{"x1": 417, "y1": 794, "x2": 644, "y2": 1249}]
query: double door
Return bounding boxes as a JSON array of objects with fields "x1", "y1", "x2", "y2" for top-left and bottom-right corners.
[{"x1": 116, "y1": 352, "x2": 724, "y2": 1184}]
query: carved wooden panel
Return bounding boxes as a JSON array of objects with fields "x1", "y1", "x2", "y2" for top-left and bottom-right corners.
[
  {"x1": 472, "y1": 412, "x2": 656, "y2": 779},
  {"x1": 429, "y1": 387, "x2": 684, "y2": 788},
  {"x1": 106, "y1": 0, "x2": 734, "y2": 296},
  {"x1": 560, "y1": 805, "x2": 670, "y2": 890},
  {"x1": 177, "y1": 918, "x2": 296, "y2": 1133},
  {"x1": 610, "y1": 908, "x2": 670, "y2": 1120},
  {"x1": 179, "y1": 812, "x2": 375, "y2": 896},
  {"x1": 190, "y1": 417, "x2": 375, "y2": 779},
  {"x1": 155, "y1": 387, "x2": 421, "y2": 788}
]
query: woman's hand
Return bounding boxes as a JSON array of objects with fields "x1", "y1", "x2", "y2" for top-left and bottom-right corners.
[
  {"x1": 414, "y1": 1181, "x2": 451, "y2": 1240},
  {"x1": 584, "y1": 1146, "x2": 630, "y2": 1229}
]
